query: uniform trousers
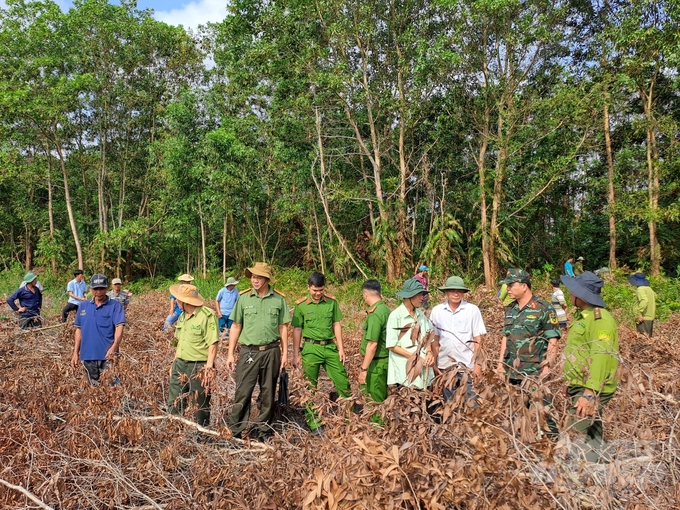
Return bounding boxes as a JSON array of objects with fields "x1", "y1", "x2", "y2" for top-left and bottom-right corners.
[
  {"x1": 168, "y1": 359, "x2": 211, "y2": 427},
  {"x1": 228, "y1": 346, "x2": 281, "y2": 438},
  {"x1": 567, "y1": 386, "x2": 615, "y2": 462}
]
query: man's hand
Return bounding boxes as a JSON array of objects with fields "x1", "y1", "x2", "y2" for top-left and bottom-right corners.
[
  {"x1": 200, "y1": 367, "x2": 216, "y2": 388},
  {"x1": 472, "y1": 364, "x2": 482, "y2": 380},
  {"x1": 424, "y1": 351, "x2": 436, "y2": 367},
  {"x1": 105, "y1": 346, "x2": 118, "y2": 361},
  {"x1": 495, "y1": 361, "x2": 505, "y2": 380},
  {"x1": 70, "y1": 352, "x2": 79, "y2": 369},
  {"x1": 636, "y1": 315, "x2": 644, "y2": 324},
  {"x1": 226, "y1": 354, "x2": 236, "y2": 371},
  {"x1": 292, "y1": 354, "x2": 301, "y2": 370},
  {"x1": 574, "y1": 396, "x2": 596, "y2": 418},
  {"x1": 280, "y1": 353, "x2": 288, "y2": 370},
  {"x1": 338, "y1": 347, "x2": 346, "y2": 364},
  {"x1": 169, "y1": 360, "x2": 175, "y2": 378},
  {"x1": 358, "y1": 369, "x2": 367, "y2": 385}
]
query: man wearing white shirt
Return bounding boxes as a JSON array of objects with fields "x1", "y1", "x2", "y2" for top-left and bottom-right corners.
[{"x1": 430, "y1": 276, "x2": 487, "y2": 402}]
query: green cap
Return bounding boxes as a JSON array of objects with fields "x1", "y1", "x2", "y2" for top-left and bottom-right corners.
[
  {"x1": 438, "y1": 276, "x2": 470, "y2": 292},
  {"x1": 225, "y1": 276, "x2": 239, "y2": 286},
  {"x1": 499, "y1": 268, "x2": 531, "y2": 285},
  {"x1": 23, "y1": 272, "x2": 38, "y2": 284},
  {"x1": 395, "y1": 278, "x2": 428, "y2": 298}
]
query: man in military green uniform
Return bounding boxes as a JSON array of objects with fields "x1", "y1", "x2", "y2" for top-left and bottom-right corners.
[
  {"x1": 574, "y1": 256, "x2": 585, "y2": 275},
  {"x1": 497, "y1": 269, "x2": 561, "y2": 436},
  {"x1": 628, "y1": 272, "x2": 656, "y2": 337},
  {"x1": 292, "y1": 271, "x2": 351, "y2": 435},
  {"x1": 226, "y1": 262, "x2": 289, "y2": 441},
  {"x1": 561, "y1": 271, "x2": 619, "y2": 462},
  {"x1": 358, "y1": 280, "x2": 391, "y2": 420},
  {"x1": 167, "y1": 284, "x2": 219, "y2": 427}
]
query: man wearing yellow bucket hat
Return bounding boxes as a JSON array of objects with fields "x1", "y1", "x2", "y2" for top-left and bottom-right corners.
[{"x1": 167, "y1": 283, "x2": 219, "y2": 427}]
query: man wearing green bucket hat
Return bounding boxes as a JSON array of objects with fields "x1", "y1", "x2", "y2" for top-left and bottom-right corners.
[
  {"x1": 386, "y1": 278, "x2": 434, "y2": 389},
  {"x1": 7, "y1": 272, "x2": 43, "y2": 329},
  {"x1": 215, "y1": 276, "x2": 240, "y2": 333},
  {"x1": 430, "y1": 276, "x2": 487, "y2": 402}
]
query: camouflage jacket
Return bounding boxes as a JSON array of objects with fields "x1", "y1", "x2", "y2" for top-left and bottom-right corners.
[{"x1": 502, "y1": 296, "x2": 561, "y2": 379}]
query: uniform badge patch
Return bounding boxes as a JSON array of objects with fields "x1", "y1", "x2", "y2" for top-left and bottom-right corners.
[
  {"x1": 549, "y1": 312, "x2": 558, "y2": 325},
  {"x1": 598, "y1": 330, "x2": 611, "y2": 341},
  {"x1": 80, "y1": 310, "x2": 86, "y2": 316}
]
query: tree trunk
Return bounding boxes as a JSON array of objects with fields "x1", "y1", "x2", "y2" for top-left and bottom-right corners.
[
  {"x1": 198, "y1": 200, "x2": 207, "y2": 278},
  {"x1": 641, "y1": 83, "x2": 661, "y2": 275},
  {"x1": 54, "y1": 136, "x2": 84, "y2": 269},
  {"x1": 46, "y1": 150, "x2": 57, "y2": 273},
  {"x1": 223, "y1": 214, "x2": 227, "y2": 281},
  {"x1": 603, "y1": 100, "x2": 617, "y2": 270},
  {"x1": 477, "y1": 109, "x2": 492, "y2": 287}
]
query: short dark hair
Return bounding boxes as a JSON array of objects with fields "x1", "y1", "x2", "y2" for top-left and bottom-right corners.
[
  {"x1": 362, "y1": 279, "x2": 381, "y2": 295},
  {"x1": 74, "y1": 269, "x2": 84, "y2": 276},
  {"x1": 551, "y1": 279, "x2": 560, "y2": 287},
  {"x1": 308, "y1": 271, "x2": 326, "y2": 287}
]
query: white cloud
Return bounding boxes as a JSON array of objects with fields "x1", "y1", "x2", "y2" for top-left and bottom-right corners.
[{"x1": 155, "y1": 0, "x2": 228, "y2": 31}]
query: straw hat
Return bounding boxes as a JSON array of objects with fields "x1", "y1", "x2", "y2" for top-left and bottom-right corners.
[
  {"x1": 169, "y1": 284, "x2": 204, "y2": 307},
  {"x1": 245, "y1": 262, "x2": 275, "y2": 283},
  {"x1": 177, "y1": 273, "x2": 195, "y2": 282}
]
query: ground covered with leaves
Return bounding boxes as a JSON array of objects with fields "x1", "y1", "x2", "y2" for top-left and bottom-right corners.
[{"x1": 1, "y1": 288, "x2": 679, "y2": 509}]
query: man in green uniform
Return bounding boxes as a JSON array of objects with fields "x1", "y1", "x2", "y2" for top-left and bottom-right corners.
[
  {"x1": 574, "y1": 256, "x2": 585, "y2": 275},
  {"x1": 561, "y1": 271, "x2": 619, "y2": 462},
  {"x1": 628, "y1": 272, "x2": 656, "y2": 337},
  {"x1": 497, "y1": 269, "x2": 561, "y2": 436},
  {"x1": 358, "y1": 280, "x2": 390, "y2": 420},
  {"x1": 292, "y1": 271, "x2": 351, "y2": 435},
  {"x1": 226, "y1": 262, "x2": 289, "y2": 441},
  {"x1": 167, "y1": 284, "x2": 219, "y2": 427}
]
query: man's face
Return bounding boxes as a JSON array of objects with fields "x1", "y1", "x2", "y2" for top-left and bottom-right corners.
[
  {"x1": 92, "y1": 287, "x2": 108, "y2": 299},
  {"x1": 113, "y1": 283, "x2": 121, "y2": 292},
  {"x1": 410, "y1": 292, "x2": 426, "y2": 307},
  {"x1": 309, "y1": 285, "x2": 325, "y2": 303},
  {"x1": 445, "y1": 289, "x2": 464, "y2": 306},
  {"x1": 507, "y1": 281, "x2": 528, "y2": 300},
  {"x1": 251, "y1": 274, "x2": 268, "y2": 291},
  {"x1": 227, "y1": 285, "x2": 236, "y2": 291},
  {"x1": 75, "y1": 274, "x2": 84, "y2": 282}
]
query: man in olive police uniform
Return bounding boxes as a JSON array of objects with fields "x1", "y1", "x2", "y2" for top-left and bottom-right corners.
[
  {"x1": 226, "y1": 262, "x2": 289, "y2": 441},
  {"x1": 292, "y1": 272, "x2": 351, "y2": 434}
]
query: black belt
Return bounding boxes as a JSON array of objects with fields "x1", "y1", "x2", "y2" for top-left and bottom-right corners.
[
  {"x1": 304, "y1": 338, "x2": 335, "y2": 345},
  {"x1": 242, "y1": 340, "x2": 281, "y2": 351},
  {"x1": 176, "y1": 358, "x2": 206, "y2": 364}
]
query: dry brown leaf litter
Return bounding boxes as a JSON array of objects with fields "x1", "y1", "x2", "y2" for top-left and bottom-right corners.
[{"x1": 0, "y1": 288, "x2": 678, "y2": 509}]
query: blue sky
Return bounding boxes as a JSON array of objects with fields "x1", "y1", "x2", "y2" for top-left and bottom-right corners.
[{"x1": 0, "y1": 1, "x2": 229, "y2": 30}]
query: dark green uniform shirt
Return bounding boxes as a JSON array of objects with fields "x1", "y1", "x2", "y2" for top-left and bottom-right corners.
[
  {"x1": 229, "y1": 287, "x2": 290, "y2": 346},
  {"x1": 360, "y1": 300, "x2": 390, "y2": 358},
  {"x1": 501, "y1": 296, "x2": 561, "y2": 378},
  {"x1": 563, "y1": 307, "x2": 619, "y2": 394},
  {"x1": 292, "y1": 294, "x2": 342, "y2": 340}
]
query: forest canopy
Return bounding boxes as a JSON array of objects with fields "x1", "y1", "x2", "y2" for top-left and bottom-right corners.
[{"x1": 1, "y1": 0, "x2": 679, "y2": 285}]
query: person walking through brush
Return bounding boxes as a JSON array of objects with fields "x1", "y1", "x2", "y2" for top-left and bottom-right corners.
[
  {"x1": 292, "y1": 271, "x2": 350, "y2": 436},
  {"x1": 412, "y1": 265, "x2": 430, "y2": 310},
  {"x1": 227, "y1": 262, "x2": 289, "y2": 441},
  {"x1": 429, "y1": 276, "x2": 487, "y2": 403},
  {"x1": 550, "y1": 279, "x2": 568, "y2": 330},
  {"x1": 574, "y1": 256, "x2": 585, "y2": 275},
  {"x1": 357, "y1": 280, "x2": 391, "y2": 421},
  {"x1": 564, "y1": 257, "x2": 575, "y2": 277},
  {"x1": 62, "y1": 269, "x2": 87, "y2": 323},
  {"x1": 215, "y1": 276, "x2": 240, "y2": 333},
  {"x1": 71, "y1": 274, "x2": 126, "y2": 385},
  {"x1": 8, "y1": 272, "x2": 42, "y2": 329},
  {"x1": 628, "y1": 272, "x2": 656, "y2": 337},
  {"x1": 164, "y1": 274, "x2": 194, "y2": 331},
  {"x1": 167, "y1": 283, "x2": 219, "y2": 427},
  {"x1": 561, "y1": 271, "x2": 619, "y2": 462},
  {"x1": 386, "y1": 278, "x2": 435, "y2": 390}
]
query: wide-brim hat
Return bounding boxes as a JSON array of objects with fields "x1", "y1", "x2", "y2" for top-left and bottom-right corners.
[
  {"x1": 577, "y1": 256, "x2": 584, "y2": 261},
  {"x1": 177, "y1": 273, "x2": 194, "y2": 282},
  {"x1": 23, "y1": 272, "x2": 38, "y2": 284},
  {"x1": 225, "y1": 276, "x2": 239, "y2": 286},
  {"x1": 111, "y1": 278, "x2": 123, "y2": 285},
  {"x1": 628, "y1": 272, "x2": 650, "y2": 287},
  {"x1": 245, "y1": 262, "x2": 275, "y2": 283},
  {"x1": 170, "y1": 283, "x2": 204, "y2": 306},
  {"x1": 560, "y1": 271, "x2": 606, "y2": 308},
  {"x1": 396, "y1": 278, "x2": 428, "y2": 298},
  {"x1": 438, "y1": 276, "x2": 470, "y2": 292}
]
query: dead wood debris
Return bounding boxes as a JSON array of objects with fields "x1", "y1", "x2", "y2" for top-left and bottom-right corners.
[{"x1": 0, "y1": 288, "x2": 678, "y2": 509}]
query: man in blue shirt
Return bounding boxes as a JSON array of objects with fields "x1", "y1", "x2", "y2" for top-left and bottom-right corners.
[
  {"x1": 8, "y1": 272, "x2": 42, "y2": 329},
  {"x1": 564, "y1": 257, "x2": 575, "y2": 277},
  {"x1": 71, "y1": 274, "x2": 126, "y2": 385},
  {"x1": 62, "y1": 269, "x2": 88, "y2": 322},
  {"x1": 214, "y1": 276, "x2": 239, "y2": 332}
]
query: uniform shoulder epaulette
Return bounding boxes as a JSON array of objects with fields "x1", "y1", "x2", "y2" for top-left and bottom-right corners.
[
  {"x1": 239, "y1": 288, "x2": 251, "y2": 295},
  {"x1": 274, "y1": 289, "x2": 286, "y2": 297},
  {"x1": 367, "y1": 306, "x2": 376, "y2": 314},
  {"x1": 593, "y1": 307, "x2": 602, "y2": 320},
  {"x1": 295, "y1": 296, "x2": 307, "y2": 305},
  {"x1": 324, "y1": 292, "x2": 337, "y2": 300}
]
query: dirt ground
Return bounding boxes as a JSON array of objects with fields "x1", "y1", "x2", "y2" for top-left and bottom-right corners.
[{"x1": 1, "y1": 289, "x2": 679, "y2": 509}]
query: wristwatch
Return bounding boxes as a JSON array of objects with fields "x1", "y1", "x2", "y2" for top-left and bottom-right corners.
[
  {"x1": 360, "y1": 367, "x2": 368, "y2": 372},
  {"x1": 582, "y1": 393, "x2": 595, "y2": 402}
]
